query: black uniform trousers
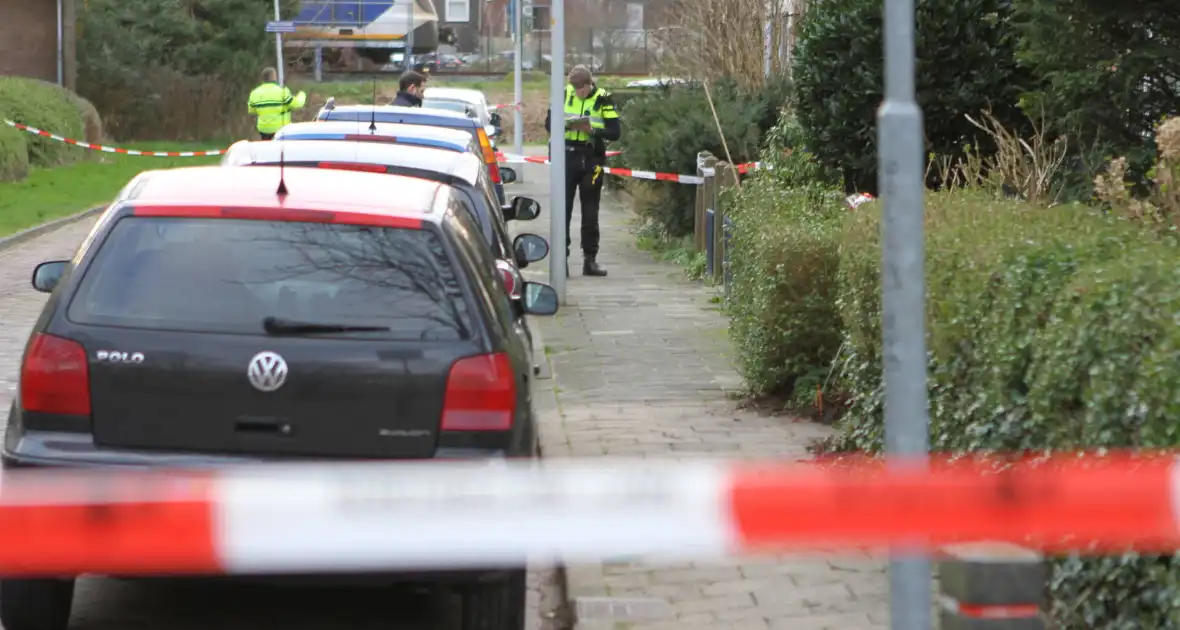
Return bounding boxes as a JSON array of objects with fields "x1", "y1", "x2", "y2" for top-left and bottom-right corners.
[{"x1": 564, "y1": 144, "x2": 604, "y2": 257}]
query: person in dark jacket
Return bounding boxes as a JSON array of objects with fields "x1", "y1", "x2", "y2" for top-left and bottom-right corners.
[
  {"x1": 391, "y1": 70, "x2": 426, "y2": 107},
  {"x1": 543, "y1": 65, "x2": 621, "y2": 277}
]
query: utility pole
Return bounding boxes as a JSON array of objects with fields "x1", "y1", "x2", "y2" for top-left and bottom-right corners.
[
  {"x1": 273, "y1": 0, "x2": 285, "y2": 85},
  {"x1": 548, "y1": 0, "x2": 566, "y2": 301},
  {"x1": 513, "y1": 0, "x2": 525, "y2": 182},
  {"x1": 406, "y1": 0, "x2": 416, "y2": 69},
  {"x1": 878, "y1": 0, "x2": 930, "y2": 627}
]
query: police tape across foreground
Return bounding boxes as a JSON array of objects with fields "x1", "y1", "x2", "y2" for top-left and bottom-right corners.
[{"x1": 0, "y1": 453, "x2": 1178, "y2": 577}]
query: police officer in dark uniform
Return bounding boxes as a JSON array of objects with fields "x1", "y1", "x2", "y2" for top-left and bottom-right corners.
[{"x1": 544, "y1": 65, "x2": 620, "y2": 277}]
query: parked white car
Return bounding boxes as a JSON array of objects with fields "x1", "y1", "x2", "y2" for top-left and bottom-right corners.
[{"x1": 423, "y1": 87, "x2": 496, "y2": 134}]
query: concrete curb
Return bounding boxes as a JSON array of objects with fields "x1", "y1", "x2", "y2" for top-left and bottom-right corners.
[
  {"x1": 0, "y1": 205, "x2": 105, "y2": 253},
  {"x1": 529, "y1": 317, "x2": 582, "y2": 630},
  {"x1": 528, "y1": 316, "x2": 553, "y2": 381},
  {"x1": 529, "y1": 316, "x2": 616, "y2": 630}
]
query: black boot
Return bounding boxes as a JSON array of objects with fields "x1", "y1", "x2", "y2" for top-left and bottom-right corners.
[{"x1": 583, "y1": 254, "x2": 607, "y2": 277}]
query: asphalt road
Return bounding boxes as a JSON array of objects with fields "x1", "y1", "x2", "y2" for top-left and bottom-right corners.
[{"x1": 0, "y1": 217, "x2": 566, "y2": 630}]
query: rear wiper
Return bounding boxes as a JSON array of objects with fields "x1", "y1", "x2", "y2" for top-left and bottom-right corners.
[{"x1": 262, "y1": 316, "x2": 390, "y2": 335}]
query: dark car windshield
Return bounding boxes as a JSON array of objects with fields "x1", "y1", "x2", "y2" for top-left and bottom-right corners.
[{"x1": 68, "y1": 216, "x2": 473, "y2": 340}]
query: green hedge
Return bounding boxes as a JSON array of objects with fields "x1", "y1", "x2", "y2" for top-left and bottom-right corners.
[
  {"x1": 725, "y1": 116, "x2": 846, "y2": 400},
  {"x1": 791, "y1": 0, "x2": 1029, "y2": 193},
  {"x1": 0, "y1": 126, "x2": 27, "y2": 183},
  {"x1": 77, "y1": 0, "x2": 296, "y2": 140},
  {"x1": 0, "y1": 77, "x2": 98, "y2": 182},
  {"x1": 824, "y1": 192, "x2": 1180, "y2": 626},
  {"x1": 617, "y1": 76, "x2": 791, "y2": 237},
  {"x1": 1014, "y1": 0, "x2": 1180, "y2": 198}
]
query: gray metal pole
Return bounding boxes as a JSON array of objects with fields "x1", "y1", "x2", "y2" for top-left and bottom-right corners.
[
  {"x1": 406, "y1": 0, "x2": 415, "y2": 68},
  {"x1": 878, "y1": 0, "x2": 930, "y2": 626},
  {"x1": 548, "y1": 7, "x2": 567, "y2": 301},
  {"x1": 512, "y1": 0, "x2": 525, "y2": 182},
  {"x1": 273, "y1": 0, "x2": 285, "y2": 85},
  {"x1": 56, "y1": 0, "x2": 64, "y2": 86},
  {"x1": 314, "y1": 46, "x2": 323, "y2": 83},
  {"x1": 762, "y1": 3, "x2": 771, "y2": 79}
]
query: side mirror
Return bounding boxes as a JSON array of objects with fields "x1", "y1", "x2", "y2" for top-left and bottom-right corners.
[
  {"x1": 31, "y1": 260, "x2": 68, "y2": 293},
  {"x1": 523, "y1": 281, "x2": 559, "y2": 316},
  {"x1": 509, "y1": 196, "x2": 540, "y2": 221},
  {"x1": 490, "y1": 112, "x2": 502, "y2": 127},
  {"x1": 499, "y1": 166, "x2": 518, "y2": 184},
  {"x1": 514, "y1": 233, "x2": 549, "y2": 264}
]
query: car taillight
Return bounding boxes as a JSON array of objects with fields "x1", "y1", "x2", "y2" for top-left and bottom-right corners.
[
  {"x1": 21, "y1": 333, "x2": 91, "y2": 416},
  {"x1": 495, "y1": 260, "x2": 521, "y2": 299},
  {"x1": 441, "y1": 353, "x2": 516, "y2": 431},
  {"x1": 317, "y1": 161, "x2": 388, "y2": 173},
  {"x1": 499, "y1": 267, "x2": 519, "y2": 297},
  {"x1": 343, "y1": 134, "x2": 400, "y2": 143},
  {"x1": 476, "y1": 128, "x2": 502, "y2": 183}
]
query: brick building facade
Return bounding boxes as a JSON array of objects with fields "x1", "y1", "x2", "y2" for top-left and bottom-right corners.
[{"x1": 0, "y1": 0, "x2": 77, "y2": 90}]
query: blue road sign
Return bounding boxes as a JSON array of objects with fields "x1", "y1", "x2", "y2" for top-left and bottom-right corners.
[{"x1": 266, "y1": 20, "x2": 296, "y2": 33}]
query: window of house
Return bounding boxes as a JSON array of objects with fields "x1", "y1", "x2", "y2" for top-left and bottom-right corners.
[{"x1": 446, "y1": 0, "x2": 470, "y2": 23}]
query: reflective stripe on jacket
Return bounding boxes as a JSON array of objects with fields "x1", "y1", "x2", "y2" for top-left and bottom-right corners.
[
  {"x1": 563, "y1": 85, "x2": 619, "y2": 143},
  {"x1": 247, "y1": 82, "x2": 308, "y2": 134}
]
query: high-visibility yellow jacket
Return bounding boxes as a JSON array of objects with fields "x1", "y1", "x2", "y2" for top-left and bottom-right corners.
[
  {"x1": 562, "y1": 84, "x2": 619, "y2": 144},
  {"x1": 247, "y1": 82, "x2": 307, "y2": 134}
]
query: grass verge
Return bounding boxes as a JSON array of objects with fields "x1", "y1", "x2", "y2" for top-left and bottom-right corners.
[{"x1": 0, "y1": 142, "x2": 223, "y2": 237}]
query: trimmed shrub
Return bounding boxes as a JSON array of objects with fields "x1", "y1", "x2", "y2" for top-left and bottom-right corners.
[
  {"x1": 725, "y1": 116, "x2": 845, "y2": 399},
  {"x1": 0, "y1": 128, "x2": 28, "y2": 183},
  {"x1": 827, "y1": 191, "x2": 1180, "y2": 625},
  {"x1": 0, "y1": 77, "x2": 100, "y2": 181},
  {"x1": 617, "y1": 75, "x2": 791, "y2": 237},
  {"x1": 791, "y1": 0, "x2": 1029, "y2": 193}
]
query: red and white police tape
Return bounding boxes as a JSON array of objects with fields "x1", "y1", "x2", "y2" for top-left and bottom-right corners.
[
  {"x1": 496, "y1": 151, "x2": 711, "y2": 184},
  {"x1": 0, "y1": 453, "x2": 1179, "y2": 576},
  {"x1": 4, "y1": 116, "x2": 874, "y2": 205},
  {"x1": 3, "y1": 119, "x2": 227, "y2": 157},
  {"x1": 488, "y1": 102, "x2": 523, "y2": 111}
]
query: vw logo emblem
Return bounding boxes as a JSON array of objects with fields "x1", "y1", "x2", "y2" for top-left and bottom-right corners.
[{"x1": 246, "y1": 351, "x2": 288, "y2": 392}]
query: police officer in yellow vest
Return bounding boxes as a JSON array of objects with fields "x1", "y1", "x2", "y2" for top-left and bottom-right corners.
[
  {"x1": 247, "y1": 67, "x2": 307, "y2": 140},
  {"x1": 544, "y1": 65, "x2": 620, "y2": 277}
]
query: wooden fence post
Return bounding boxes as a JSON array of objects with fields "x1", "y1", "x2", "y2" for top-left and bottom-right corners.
[
  {"x1": 938, "y1": 542, "x2": 1046, "y2": 630},
  {"x1": 696, "y1": 154, "x2": 718, "y2": 253},
  {"x1": 712, "y1": 161, "x2": 736, "y2": 280}
]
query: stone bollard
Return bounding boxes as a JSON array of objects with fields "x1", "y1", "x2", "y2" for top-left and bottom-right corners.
[{"x1": 938, "y1": 542, "x2": 1046, "y2": 630}]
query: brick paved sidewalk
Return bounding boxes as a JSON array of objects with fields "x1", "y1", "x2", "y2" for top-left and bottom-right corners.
[{"x1": 509, "y1": 163, "x2": 890, "y2": 630}]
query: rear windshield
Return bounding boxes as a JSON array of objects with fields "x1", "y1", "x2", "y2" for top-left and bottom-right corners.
[
  {"x1": 68, "y1": 216, "x2": 473, "y2": 340},
  {"x1": 423, "y1": 100, "x2": 474, "y2": 117}
]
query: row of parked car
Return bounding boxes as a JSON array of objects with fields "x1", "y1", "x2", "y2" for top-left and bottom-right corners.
[{"x1": 1, "y1": 89, "x2": 552, "y2": 630}]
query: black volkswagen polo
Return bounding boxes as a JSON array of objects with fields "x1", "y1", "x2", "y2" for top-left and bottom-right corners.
[{"x1": 1, "y1": 165, "x2": 559, "y2": 630}]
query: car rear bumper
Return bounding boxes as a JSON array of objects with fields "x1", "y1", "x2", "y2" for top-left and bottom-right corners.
[{"x1": 1, "y1": 430, "x2": 511, "y2": 469}]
